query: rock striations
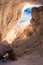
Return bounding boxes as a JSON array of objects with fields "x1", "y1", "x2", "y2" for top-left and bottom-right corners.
[{"x1": 0, "y1": 2, "x2": 43, "y2": 61}]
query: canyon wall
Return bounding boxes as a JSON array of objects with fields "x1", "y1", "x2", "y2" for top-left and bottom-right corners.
[
  {"x1": 0, "y1": 0, "x2": 43, "y2": 41},
  {"x1": 0, "y1": 6, "x2": 43, "y2": 60},
  {"x1": 11, "y1": 6, "x2": 43, "y2": 58}
]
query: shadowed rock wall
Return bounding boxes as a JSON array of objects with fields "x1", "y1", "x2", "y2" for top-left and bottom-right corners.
[{"x1": 11, "y1": 6, "x2": 43, "y2": 58}]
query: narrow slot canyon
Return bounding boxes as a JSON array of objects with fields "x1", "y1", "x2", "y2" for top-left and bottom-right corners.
[{"x1": 0, "y1": 0, "x2": 43, "y2": 65}]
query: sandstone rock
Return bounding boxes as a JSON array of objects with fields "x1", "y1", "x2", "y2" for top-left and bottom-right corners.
[
  {"x1": 0, "y1": 0, "x2": 25, "y2": 41},
  {"x1": 0, "y1": 5, "x2": 43, "y2": 61},
  {"x1": 0, "y1": 0, "x2": 43, "y2": 41},
  {"x1": 11, "y1": 6, "x2": 43, "y2": 58}
]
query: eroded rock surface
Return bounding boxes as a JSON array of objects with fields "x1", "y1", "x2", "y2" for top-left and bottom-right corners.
[
  {"x1": 12, "y1": 6, "x2": 43, "y2": 58},
  {"x1": 0, "y1": 0, "x2": 43, "y2": 41},
  {"x1": 0, "y1": 2, "x2": 43, "y2": 61}
]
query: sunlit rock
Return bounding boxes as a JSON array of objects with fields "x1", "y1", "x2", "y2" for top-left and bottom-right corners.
[
  {"x1": 0, "y1": 0, "x2": 43, "y2": 61},
  {"x1": 11, "y1": 6, "x2": 43, "y2": 58}
]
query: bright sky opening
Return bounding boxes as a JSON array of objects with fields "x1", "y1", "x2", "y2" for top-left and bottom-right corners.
[{"x1": 5, "y1": 3, "x2": 41, "y2": 44}]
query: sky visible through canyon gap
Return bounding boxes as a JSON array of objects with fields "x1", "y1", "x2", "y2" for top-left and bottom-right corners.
[
  {"x1": 5, "y1": 4, "x2": 41, "y2": 43},
  {"x1": 20, "y1": 8, "x2": 32, "y2": 23},
  {"x1": 15, "y1": 8, "x2": 32, "y2": 30},
  {"x1": 15, "y1": 4, "x2": 41, "y2": 31},
  {"x1": 5, "y1": 7, "x2": 32, "y2": 43}
]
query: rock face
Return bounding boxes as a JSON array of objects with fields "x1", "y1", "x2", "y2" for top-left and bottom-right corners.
[
  {"x1": 0, "y1": 4, "x2": 43, "y2": 61},
  {"x1": 11, "y1": 6, "x2": 43, "y2": 58},
  {"x1": 0, "y1": 1, "x2": 21, "y2": 41},
  {"x1": 0, "y1": 0, "x2": 43, "y2": 41},
  {"x1": 0, "y1": 0, "x2": 25, "y2": 41}
]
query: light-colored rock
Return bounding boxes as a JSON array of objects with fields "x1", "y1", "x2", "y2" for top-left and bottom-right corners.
[{"x1": 0, "y1": 1, "x2": 43, "y2": 61}]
